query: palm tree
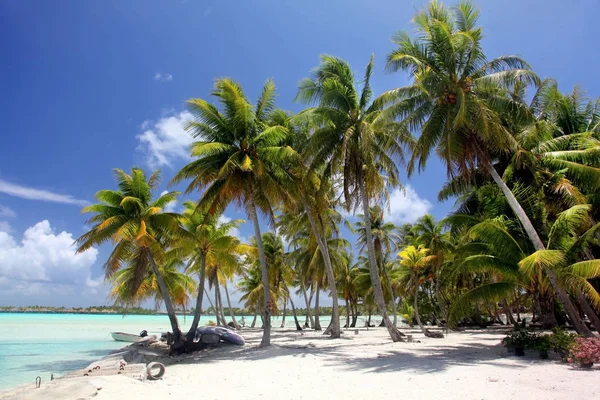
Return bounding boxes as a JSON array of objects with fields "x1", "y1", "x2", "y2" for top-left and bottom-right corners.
[
  {"x1": 355, "y1": 206, "x2": 399, "y2": 325},
  {"x1": 382, "y1": 0, "x2": 589, "y2": 335},
  {"x1": 75, "y1": 168, "x2": 185, "y2": 345},
  {"x1": 177, "y1": 200, "x2": 245, "y2": 337},
  {"x1": 412, "y1": 215, "x2": 450, "y2": 325},
  {"x1": 173, "y1": 79, "x2": 297, "y2": 347},
  {"x1": 296, "y1": 55, "x2": 411, "y2": 342},
  {"x1": 110, "y1": 255, "x2": 196, "y2": 312},
  {"x1": 278, "y1": 198, "x2": 344, "y2": 336},
  {"x1": 395, "y1": 245, "x2": 441, "y2": 337}
]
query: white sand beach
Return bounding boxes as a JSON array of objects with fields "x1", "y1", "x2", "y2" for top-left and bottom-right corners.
[{"x1": 2, "y1": 327, "x2": 597, "y2": 400}]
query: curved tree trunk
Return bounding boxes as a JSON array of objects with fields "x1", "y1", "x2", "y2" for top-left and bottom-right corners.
[
  {"x1": 146, "y1": 248, "x2": 182, "y2": 345},
  {"x1": 485, "y1": 162, "x2": 592, "y2": 337},
  {"x1": 414, "y1": 284, "x2": 425, "y2": 333},
  {"x1": 203, "y1": 288, "x2": 216, "y2": 318},
  {"x1": 187, "y1": 254, "x2": 207, "y2": 340},
  {"x1": 223, "y1": 282, "x2": 240, "y2": 330},
  {"x1": 301, "y1": 282, "x2": 314, "y2": 328},
  {"x1": 314, "y1": 283, "x2": 322, "y2": 330},
  {"x1": 301, "y1": 198, "x2": 341, "y2": 338},
  {"x1": 214, "y1": 281, "x2": 225, "y2": 326},
  {"x1": 280, "y1": 300, "x2": 287, "y2": 328},
  {"x1": 251, "y1": 309, "x2": 258, "y2": 328},
  {"x1": 345, "y1": 299, "x2": 350, "y2": 328},
  {"x1": 247, "y1": 192, "x2": 272, "y2": 347},
  {"x1": 435, "y1": 267, "x2": 447, "y2": 326},
  {"x1": 501, "y1": 299, "x2": 516, "y2": 325},
  {"x1": 358, "y1": 177, "x2": 403, "y2": 342},
  {"x1": 577, "y1": 292, "x2": 600, "y2": 334},
  {"x1": 350, "y1": 302, "x2": 358, "y2": 327}
]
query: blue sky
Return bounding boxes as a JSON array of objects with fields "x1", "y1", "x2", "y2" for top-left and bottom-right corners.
[{"x1": 1, "y1": 0, "x2": 599, "y2": 307}]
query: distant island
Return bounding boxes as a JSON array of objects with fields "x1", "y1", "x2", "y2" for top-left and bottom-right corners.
[{"x1": 0, "y1": 305, "x2": 327, "y2": 316}]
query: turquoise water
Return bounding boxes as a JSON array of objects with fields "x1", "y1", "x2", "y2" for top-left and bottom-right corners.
[
  {"x1": 0, "y1": 312, "x2": 374, "y2": 391},
  {"x1": 0, "y1": 313, "x2": 257, "y2": 390}
]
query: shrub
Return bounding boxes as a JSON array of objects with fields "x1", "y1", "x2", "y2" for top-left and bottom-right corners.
[
  {"x1": 567, "y1": 337, "x2": 600, "y2": 366},
  {"x1": 548, "y1": 328, "x2": 577, "y2": 359},
  {"x1": 502, "y1": 328, "x2": 536, "y2": 349}
]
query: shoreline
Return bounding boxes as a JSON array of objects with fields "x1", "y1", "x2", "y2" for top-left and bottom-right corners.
[{"x1": 2, "y1": 326, "x2": 597, "y2": 400}]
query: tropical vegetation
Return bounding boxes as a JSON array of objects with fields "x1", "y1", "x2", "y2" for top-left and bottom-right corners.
[{"x1": 76, "y1": 0, "x2": 600, "y2": 352}]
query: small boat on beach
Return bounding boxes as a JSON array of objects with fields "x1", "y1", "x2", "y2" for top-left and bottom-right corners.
[{"x1": 110, "y1": 330, "x2": 148, "y2": 342}]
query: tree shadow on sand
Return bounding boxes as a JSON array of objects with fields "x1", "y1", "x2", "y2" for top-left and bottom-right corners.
[{"x1": 172, "y1": 329, "x2": 554, "y2": 374}]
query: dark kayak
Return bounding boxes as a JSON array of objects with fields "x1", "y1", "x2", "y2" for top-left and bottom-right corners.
[{"x1": 196, "y1": 326, "x2": 245, "y2": 345}]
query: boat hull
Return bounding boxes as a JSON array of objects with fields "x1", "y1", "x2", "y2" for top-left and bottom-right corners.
[
  {"x1": 196, "y1": 326, "x2": 245, "y2": 345},
  {"x1": 110, "y1": 332, "x2": 142, "y2": 342}
]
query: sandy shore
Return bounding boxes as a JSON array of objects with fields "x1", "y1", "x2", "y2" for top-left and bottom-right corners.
[{"x1": 2, "y1": 326, "x2": 598, "y2": 399}]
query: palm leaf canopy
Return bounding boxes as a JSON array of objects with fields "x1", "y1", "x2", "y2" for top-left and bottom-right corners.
[{"x1": 172, "y1": 78, "x2": 299, "y2": 226}]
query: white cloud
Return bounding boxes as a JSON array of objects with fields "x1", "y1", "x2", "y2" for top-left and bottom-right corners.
[
  {"x1": 137, "y1": 111, "x2": 194, "y2": 168},
  {"x1": 0, "y1": 179, "x2": 88, "y2": 206},
  {"x1": 0, "y1": 205, "x2": 16, "y2": 218},
  {"x1": 384, "y1": 185, "x2": 432, "y2": 224},
  {"x1": 154, "y1": 72, "x2": 173, "y2": 82},
  {"x1": 0, "y1": 220, "x2": 99, "y2": 290}
]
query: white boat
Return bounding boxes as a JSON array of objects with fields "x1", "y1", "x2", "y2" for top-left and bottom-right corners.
[{"x1": 110, "y1": 331, "x2": 143, "y2": 342}]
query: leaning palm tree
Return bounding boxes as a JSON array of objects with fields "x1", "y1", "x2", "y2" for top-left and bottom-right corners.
[
  {"x1": 75, "y1": 168, "x2": 185, "y2": 345},
  {"x1": 110, "y1": 255, "x2": 195, "y2": 313},
  {"x1": 296, "y1": 55, "x2": 411, "y2": 342},
  {"x1": 382, "y1": 0, "x2": 589, "y2": 334},
  {"x1": 177, "y1": 200, "x2": 245, "y2": 336},
  {"x1": 173, "y1": 79, "x2": 297, "y2": 347}
]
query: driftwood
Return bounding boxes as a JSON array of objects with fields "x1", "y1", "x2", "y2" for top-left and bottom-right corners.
[{"x1": 423, "y1": 329, "x2": 444, "y2": 338}]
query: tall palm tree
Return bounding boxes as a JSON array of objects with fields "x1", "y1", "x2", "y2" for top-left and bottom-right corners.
[
  {"x1": 296, "y1": 55, "x2": 411, "y2": 342},
  {"x1": 75, "y1": 168, "x2": 185, "y2": 345},
  {"x1": 355, "y1": 206, "x2": 399, "y2": 325},
  {"x1": 382, "y1": 0, "x2": 589, "y2": 335},
  {"x1": 177, "y1": 200, "x2": 245, "y2": 337},
  {"x1": 173, "y1": 79, "x2": 297, "y2": 347}
]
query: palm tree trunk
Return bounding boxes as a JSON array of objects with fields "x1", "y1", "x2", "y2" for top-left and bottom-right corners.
[
  {"x1": 251, "y1": 308, "x2": 258, "y2": 328},
  {"x1": 223, "y1": 282, "x2": 240, "y2": 330},
  {"x1": 367, "y1": 303, "x2": 372, "y2": 327},
  {"x1": 282, "y1": 282, "x2": 302, "y2": 331},
  {"x1": 301, "y1": 282, "x2": 314, "y2": 328},
  {"x1": 358, "y1": 176, "x2": 403, "y2": 342},
  {"x1": 485, "y1": 162, "x2": 593, "y2": 337},
  {"x1": 314, "y1": 283, "x2": 322, "y2": 330},
  {"x1": 203, "y1": 287, "x2": 216, "y2": 318},
  {"x1": 247, "y1": 191, "x2": 271, "y2": 347},
  {"x1": 187, "y1": 254, "x2": 207, "y2": 340},
  {"x1": 214, "y1": 282, "x2": 224, "y2": 326},
  {"x1": 345, "y1": 299, "x2": 350, "y2": 328},
  {"x1": 301, "y1": 198, "x2": 341, "y2": 338},
  {"x1": 501, "y1": 299, "x2": 516, "y2": 325},
  {"x1": 145, "y1": 248, "x2": 182, "y2": 344},
  {"x1": 280, "y1": 299, "x2": 287, "y2": 328},
  {"x1": 384, "y1": 268, "x2": 398, "y2": 327},
  {"x1": 414, "y1": 284, "x2": 425, "y2": 334},
  {"x1": 435, "y1": 266, "x2": 447, "y2": 326},
  {"x1": 577, "y1": 292, "x2": 600, "y2": 334},
  {"x1": 351, "y1": 301, "x2": 358, "y2": 327}
]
